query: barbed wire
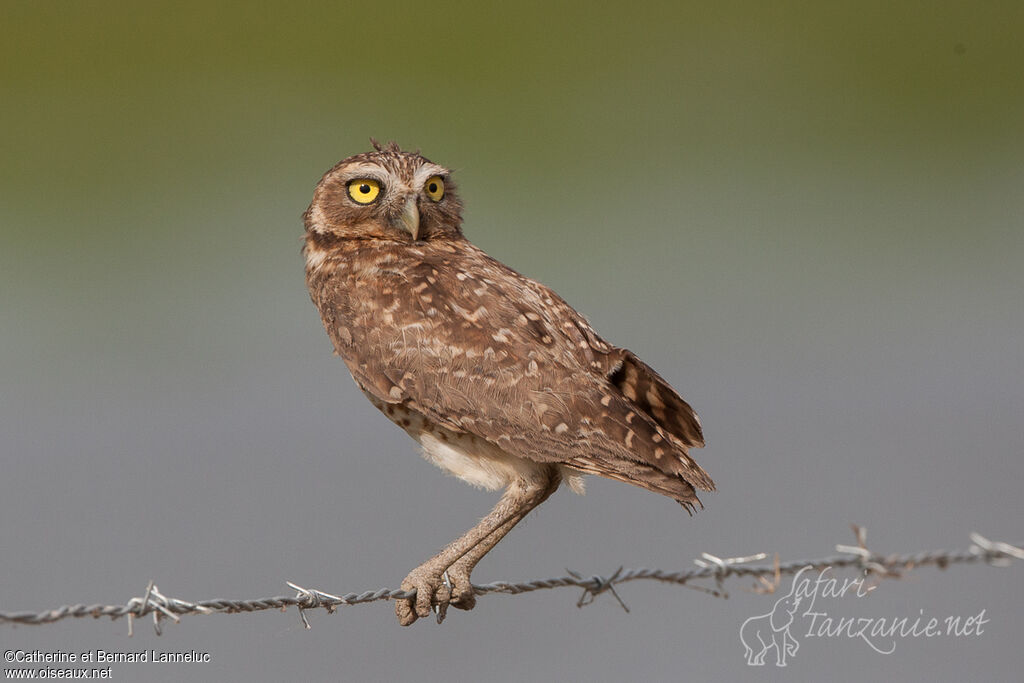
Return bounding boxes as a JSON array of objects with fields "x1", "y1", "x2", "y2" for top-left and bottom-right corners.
[{"x1": 1, "y1": 528, "x2": 1020, "y2": 635}]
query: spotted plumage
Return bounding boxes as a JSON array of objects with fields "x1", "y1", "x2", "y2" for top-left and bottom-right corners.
[{"x1": 303, "y1": 141, "x2": 713, "y2": 625}]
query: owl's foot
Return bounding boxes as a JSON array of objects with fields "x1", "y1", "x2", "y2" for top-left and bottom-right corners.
[{"x1": 395, "y1": 564, "x2": 476, "y2": 626}]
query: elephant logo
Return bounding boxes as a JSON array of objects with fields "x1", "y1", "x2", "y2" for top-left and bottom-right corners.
[{"x1": 739, "y1": 571, "x2": 805, "y2": 666}]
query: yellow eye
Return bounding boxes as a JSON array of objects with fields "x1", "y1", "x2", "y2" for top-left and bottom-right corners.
[
  {"x1": 347, "y1": 178, "x2": 381, "y2": 204},
  {"x1": 424, "y1": 175, "x2": 445, "y2": 202}
]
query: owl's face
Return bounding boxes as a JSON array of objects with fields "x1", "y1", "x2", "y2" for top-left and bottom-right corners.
[{"x1": 304, "y1": 142, "x2": 464, "y2": 243}]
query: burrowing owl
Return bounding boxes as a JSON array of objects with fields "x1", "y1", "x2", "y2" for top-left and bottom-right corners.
[{"x1": 303, "y1": 141, "x2": 713, "y2": 626}]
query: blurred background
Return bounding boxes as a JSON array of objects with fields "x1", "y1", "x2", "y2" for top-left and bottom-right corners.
[{"x1": 2, "y1": 1, "x2": 1021, "y2": 680}]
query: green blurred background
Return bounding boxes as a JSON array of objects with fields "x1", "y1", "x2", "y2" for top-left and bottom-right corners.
[{"x1": 2, "y1": 2, "x2": 1022, "y2": 681}]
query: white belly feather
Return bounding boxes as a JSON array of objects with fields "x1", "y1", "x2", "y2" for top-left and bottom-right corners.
[{"x1": 361, "y1": 386, "x2": 585, "y2": 493}]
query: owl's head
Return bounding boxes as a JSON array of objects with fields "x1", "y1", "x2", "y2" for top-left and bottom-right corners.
[{"x1": 304, "y1": 141, "x2": 463, "y2": 243}]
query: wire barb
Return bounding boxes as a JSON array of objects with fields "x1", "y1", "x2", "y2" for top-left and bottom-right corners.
[
  {"x1": 1, "y1": 530, "x2": 1019, "y2": 632},
  {"x1": 968, "y1": 532, "x2": 1024, "y2": 567},
  {"x1": 692, "y1": 551, "x2": 770, "y2": 598},
  {"x1": 568, "y1": 566, "x2": 630, "y2": 612}
]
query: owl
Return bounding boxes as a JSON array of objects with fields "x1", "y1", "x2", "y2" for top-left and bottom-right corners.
[{"x1": 303, "y1": 141, "x2": 713, "y2": 625}]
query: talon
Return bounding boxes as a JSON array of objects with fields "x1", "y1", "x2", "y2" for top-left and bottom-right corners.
[{"x1": 434, "y1": 582, "x2": 452, "y2": 624}]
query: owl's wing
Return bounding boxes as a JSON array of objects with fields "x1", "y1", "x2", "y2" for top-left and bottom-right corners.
[
  {"x1": 598, "y1": 347, "x2": 705, "y2": 449},
  {"x1": 317, "y1": 243, "x2": 713, "y2": 505},
  {"x1": 563, "y1": 344, "x2": 712, "y2": 509}
]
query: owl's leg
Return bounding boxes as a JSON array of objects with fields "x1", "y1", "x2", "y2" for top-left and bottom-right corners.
[
  {"x1": 395, "y1": 466, "x2": 559, "y2": 626},
  {"x1": 441, "y1": 470, "x2": 561, "y2": 614}
]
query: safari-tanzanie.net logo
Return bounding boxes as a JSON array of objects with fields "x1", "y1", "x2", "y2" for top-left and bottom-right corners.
[{"x1": 739, "y1": 565, "x2": 989, "y2": 666}]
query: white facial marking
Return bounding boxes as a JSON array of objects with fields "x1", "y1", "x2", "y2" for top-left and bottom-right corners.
[{"x1": 412, "y1": 163, "x2": 448, "y2": 191}]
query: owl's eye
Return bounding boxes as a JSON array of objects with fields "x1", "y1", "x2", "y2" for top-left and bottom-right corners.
[
  {"x1": 347, "y1": 179, "x2": 382, "y2": 204},
  {"x1": 424, "y1": 175, "x2": 445, "y2": 202}
]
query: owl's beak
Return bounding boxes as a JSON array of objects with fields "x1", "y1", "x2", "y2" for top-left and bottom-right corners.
[{"x1": 400, "y1": 196, "x2": 420, "y2": 241}]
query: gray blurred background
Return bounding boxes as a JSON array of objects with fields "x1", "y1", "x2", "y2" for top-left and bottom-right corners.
[{"x1": 2, "y1": 2, "x2": 1021, "y2": 681}]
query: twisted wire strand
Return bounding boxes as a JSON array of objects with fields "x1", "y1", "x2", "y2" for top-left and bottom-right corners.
[{"x1": 1, "y1": 531, "x2": 1019, "y2": 632}]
